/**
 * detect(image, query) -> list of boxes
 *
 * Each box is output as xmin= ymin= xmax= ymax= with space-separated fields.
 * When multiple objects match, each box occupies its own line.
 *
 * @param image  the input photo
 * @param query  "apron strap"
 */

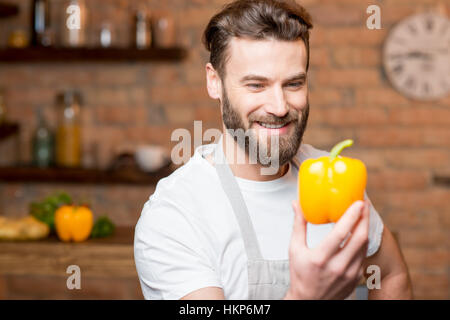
xmin=214 ymin=137 xmax=263 ymax=261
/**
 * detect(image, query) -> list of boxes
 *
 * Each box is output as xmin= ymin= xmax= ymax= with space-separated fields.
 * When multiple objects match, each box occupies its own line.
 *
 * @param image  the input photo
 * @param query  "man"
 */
xmin=134 ymin=0 xmax=413 ymax=300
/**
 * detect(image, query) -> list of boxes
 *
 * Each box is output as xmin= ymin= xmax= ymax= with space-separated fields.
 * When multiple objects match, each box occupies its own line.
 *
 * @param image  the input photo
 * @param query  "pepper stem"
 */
xmin=329 ymin=139 xmax=353 ymax=161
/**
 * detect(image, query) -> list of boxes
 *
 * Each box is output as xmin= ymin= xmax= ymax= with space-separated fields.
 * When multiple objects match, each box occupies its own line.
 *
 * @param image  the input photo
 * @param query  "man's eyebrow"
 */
xmin=239 ymin=74 xmax=269 ymax=83
xmin=284 ymin=72 xmax=306 ymax=82
xmin=239 ymin=72 xmax=306 ymax=83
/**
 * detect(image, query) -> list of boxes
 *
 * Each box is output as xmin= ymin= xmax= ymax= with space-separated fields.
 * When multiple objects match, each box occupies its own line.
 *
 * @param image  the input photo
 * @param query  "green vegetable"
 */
xmin=90 ymin=216 xmax=115 ymax=238
xmin=29 ymin=192 xmax=72 ymax=232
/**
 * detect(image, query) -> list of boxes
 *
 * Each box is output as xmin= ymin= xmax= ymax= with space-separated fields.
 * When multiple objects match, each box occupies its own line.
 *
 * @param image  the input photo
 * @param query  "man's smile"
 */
xmin=253 ymin=121 xmax=293 ymax=135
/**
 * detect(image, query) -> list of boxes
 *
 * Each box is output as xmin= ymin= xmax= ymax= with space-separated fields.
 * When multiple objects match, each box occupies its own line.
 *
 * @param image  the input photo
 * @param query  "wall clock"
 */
xmin=383 ymin=12 xmax=450 ymax=101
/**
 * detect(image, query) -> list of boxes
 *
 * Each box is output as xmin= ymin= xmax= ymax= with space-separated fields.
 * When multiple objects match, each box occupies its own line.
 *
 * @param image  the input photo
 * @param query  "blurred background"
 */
xmin=0 ymin=0 xmax=448 ymax=299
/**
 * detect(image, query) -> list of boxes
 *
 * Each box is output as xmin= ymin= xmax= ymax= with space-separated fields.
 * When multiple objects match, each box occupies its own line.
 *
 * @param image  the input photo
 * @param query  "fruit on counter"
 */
xmin=0 ymin=215 xmax=50 ymax=241
xmin=91 ymin=215 xmax=115 ymax=238
xmin=299 ymin=139 xmax=367 ymax=224
xmin=54 ymin=205 xmax=93 ymax=242
xmin=30 ymin=192 xmax=72 ymax=232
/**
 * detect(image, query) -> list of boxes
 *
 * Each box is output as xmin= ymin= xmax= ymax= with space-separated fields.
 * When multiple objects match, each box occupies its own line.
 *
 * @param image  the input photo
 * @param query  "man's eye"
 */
xmin=247 ymin=83 xmax=264 ymax=89
xmin=286 ymin=82 xmax=304 ymax=88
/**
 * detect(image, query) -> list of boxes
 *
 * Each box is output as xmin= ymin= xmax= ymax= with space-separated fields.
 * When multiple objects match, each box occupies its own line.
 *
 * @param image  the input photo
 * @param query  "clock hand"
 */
xmin=409 ymin=51 xmax=432 ymax=59
xmin=390 ymin=51 xmax=433 ymax=60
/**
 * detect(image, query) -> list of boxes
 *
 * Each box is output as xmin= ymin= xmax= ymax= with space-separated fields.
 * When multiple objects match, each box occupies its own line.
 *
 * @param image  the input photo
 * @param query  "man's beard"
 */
xmin=221 ymin=86 xmax=309 ymax=167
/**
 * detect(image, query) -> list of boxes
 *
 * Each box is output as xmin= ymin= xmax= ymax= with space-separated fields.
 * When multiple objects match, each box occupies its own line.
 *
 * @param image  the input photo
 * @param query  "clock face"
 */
xmin=383 ymin=13 xmax=450 ymax=101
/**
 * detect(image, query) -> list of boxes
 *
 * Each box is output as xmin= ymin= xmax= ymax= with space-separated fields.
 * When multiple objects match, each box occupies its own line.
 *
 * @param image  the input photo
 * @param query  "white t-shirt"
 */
xmin=134 ymin=138 xmax=384 ymax=300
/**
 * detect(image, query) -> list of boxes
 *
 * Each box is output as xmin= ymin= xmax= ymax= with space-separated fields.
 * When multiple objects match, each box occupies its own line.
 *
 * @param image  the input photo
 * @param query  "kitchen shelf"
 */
xmin=0 ymin=47 xmax=188 ymax=63
xmin=0 ymin=2 xmax=19 ymax=18
xmin=0 ymin=163 xmax=174 ymax=185
xmin=433 ymin=175 xmax=450 ymax=187
xmin=0 ymin=226 xmax=137 ymax=278
xmin=0 ymin=122 xmax=19 ymax=140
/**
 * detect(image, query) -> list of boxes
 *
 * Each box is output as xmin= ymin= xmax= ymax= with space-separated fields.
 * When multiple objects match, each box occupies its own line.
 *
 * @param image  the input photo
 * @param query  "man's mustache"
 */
xmin=248 ymin=111 xmax=300 ymax=126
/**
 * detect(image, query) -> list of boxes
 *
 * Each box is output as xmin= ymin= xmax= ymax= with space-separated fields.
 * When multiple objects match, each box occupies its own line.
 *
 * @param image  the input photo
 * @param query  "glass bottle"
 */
xmin=99 ymin=22 xmax=112 ymax=48
xmin=31 ymin=0 xmax=51 ymax=46
xmin=32 ymin=108 xmax=54 ymax=168
xmin=55 ymin=90 xmax=82 ymax=167
xmin=134 ymin=9 xmax=151 ymax=49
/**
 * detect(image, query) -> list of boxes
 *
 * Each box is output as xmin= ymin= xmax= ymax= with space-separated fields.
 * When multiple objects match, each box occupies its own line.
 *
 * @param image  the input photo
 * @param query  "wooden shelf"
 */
xmin=0 ymin=226 xmax=137 ymax=278
xmin=0 ymin=122 xmax=19 ymax=140
xmin=0 ymin=47 xmax=188 ymax=63
xmin=0 ymin=163 xmax=174 ymax=185
xmin=0 ymin=2 xmax=19 ymax=18
xmin=433 ymin=175 xmax=450 ymax=187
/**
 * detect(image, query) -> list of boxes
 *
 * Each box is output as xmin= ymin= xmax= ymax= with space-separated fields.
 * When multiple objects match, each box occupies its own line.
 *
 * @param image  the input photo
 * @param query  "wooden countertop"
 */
xmin=0 ymin=226 xmax=137 ymax=279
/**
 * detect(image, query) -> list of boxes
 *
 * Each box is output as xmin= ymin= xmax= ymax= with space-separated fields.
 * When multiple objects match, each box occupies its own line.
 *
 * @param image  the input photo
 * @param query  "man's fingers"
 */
xmin=291 ymin=200 xmax=307 ymax=249
xmin=335 ymin=200 xmax=370 ymax=268
xmin=318 ymin=200 xmax=365 ymax=258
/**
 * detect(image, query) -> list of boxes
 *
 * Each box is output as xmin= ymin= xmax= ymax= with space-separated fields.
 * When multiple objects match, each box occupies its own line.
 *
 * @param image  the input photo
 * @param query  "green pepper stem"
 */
xmin=329 ymin=139 xmax=353 ymax=161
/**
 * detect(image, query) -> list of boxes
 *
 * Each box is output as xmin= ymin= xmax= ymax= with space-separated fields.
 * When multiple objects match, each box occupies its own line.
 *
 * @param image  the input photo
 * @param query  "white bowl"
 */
xmin=135 ymin=145 xmax=169 ymax=172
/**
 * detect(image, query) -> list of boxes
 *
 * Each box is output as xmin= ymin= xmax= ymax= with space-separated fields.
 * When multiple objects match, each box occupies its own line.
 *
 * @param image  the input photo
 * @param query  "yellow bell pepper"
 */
xmin=54 ymin=205 xmax=94 ymax=242
xmin=299 ymin=139 xmax=367 ymax=224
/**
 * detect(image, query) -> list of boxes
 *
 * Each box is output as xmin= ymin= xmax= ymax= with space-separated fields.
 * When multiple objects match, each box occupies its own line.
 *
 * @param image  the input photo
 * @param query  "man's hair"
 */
xmin=202 ymin=0 xmax=313 ymax=80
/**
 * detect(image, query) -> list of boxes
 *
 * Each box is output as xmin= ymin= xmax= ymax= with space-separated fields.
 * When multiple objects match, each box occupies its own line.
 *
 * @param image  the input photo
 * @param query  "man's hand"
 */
xmin=285 ymin=200 xmax=370 ymax=300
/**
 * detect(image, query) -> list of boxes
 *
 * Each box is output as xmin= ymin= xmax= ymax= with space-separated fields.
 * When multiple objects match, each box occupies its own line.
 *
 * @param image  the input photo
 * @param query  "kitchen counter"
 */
xmin=0 ymin=226 xmax=137 ymax=279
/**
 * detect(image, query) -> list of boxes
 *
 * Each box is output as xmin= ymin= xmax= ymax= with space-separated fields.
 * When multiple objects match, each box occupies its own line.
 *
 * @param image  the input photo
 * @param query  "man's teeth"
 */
xmin=259 ymin=122 xmax=285 ymax=129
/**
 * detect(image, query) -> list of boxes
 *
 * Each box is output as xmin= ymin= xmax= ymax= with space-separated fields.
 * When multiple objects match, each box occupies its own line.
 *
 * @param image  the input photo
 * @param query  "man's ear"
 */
xmin=205 ymin=63 xmax=222 ymax=100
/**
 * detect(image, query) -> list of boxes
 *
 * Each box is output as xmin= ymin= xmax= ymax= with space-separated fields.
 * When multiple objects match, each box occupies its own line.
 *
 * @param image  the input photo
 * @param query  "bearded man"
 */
xmin=134 ymin=0 xmax=412 ymax=300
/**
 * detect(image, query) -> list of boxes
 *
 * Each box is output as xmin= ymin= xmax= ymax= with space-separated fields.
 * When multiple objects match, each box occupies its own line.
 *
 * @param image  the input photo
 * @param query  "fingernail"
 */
xmin=360 ymin=201 xmax=366 ymax=212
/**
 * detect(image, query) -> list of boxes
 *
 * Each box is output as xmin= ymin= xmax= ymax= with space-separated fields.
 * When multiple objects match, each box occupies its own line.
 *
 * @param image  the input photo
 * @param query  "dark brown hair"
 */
xmin=202 ymin=0 xmax=313 ymax=79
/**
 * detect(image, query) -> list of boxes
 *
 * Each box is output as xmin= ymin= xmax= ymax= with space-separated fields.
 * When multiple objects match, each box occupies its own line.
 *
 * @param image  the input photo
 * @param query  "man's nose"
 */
xmin=265 ymin=85 xmax=289 ymax=118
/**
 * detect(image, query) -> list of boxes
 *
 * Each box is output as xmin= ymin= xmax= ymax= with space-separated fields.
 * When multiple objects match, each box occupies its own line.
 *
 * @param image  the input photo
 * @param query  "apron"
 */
xmin=210 ymin=137 xmax=357 ymax=300
xmin=212 ymin=137 xmax=296 ymax=300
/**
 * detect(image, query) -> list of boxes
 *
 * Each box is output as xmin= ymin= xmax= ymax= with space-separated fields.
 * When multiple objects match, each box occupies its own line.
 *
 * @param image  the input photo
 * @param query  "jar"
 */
xmin=8 ymin=29 xmax=29 ymax=48
xmin=152 ymin=13 xmax=176 ymax=48
xmin=55 ymin=90 xmax=82 ymax=167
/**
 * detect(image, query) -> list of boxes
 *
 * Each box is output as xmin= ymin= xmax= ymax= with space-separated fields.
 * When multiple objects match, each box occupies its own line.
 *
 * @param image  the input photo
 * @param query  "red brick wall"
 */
xmin=0 ymin=0 xmax=449 ymax=299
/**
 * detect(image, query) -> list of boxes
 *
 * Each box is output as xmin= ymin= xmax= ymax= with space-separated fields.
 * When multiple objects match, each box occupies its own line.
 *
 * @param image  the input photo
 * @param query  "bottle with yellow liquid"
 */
xmin=55 ymin=90 xmax=82 ymax=167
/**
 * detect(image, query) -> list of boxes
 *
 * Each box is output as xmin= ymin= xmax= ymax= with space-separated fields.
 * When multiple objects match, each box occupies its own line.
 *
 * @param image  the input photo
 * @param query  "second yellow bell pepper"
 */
xmin=299 ymin=139 xmax=367 ymax=224
xmin=54 ymin=205 xmax=93 ymax=242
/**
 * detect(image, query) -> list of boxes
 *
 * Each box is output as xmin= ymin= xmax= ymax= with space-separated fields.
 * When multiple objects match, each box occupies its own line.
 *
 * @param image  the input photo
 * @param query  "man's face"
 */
xmin=220 ymin=37 xmax=310 ymax=167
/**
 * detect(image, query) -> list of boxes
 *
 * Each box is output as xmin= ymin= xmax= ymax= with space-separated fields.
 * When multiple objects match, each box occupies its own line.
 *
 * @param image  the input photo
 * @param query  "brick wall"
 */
xmin=0 ymin=0 xmax=449 ymax=299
